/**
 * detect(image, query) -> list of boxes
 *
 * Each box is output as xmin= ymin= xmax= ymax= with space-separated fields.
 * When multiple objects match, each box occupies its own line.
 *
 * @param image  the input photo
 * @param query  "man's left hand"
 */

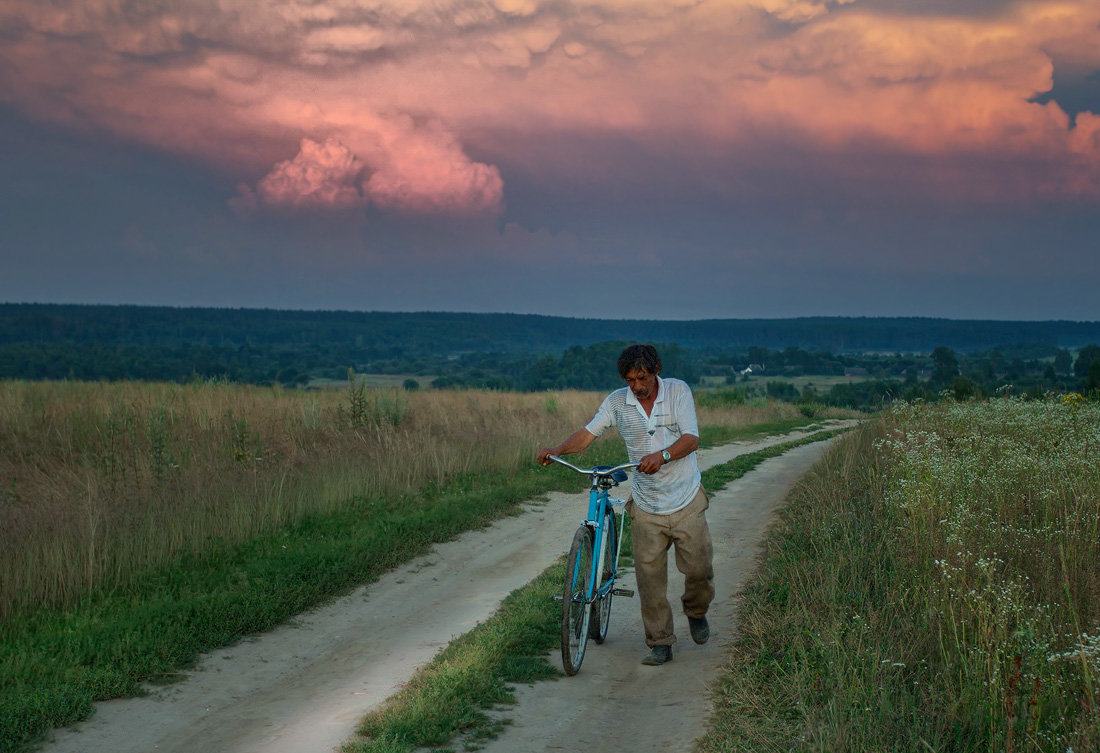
xmin=637 ymin=452 xmax=665 ymax=474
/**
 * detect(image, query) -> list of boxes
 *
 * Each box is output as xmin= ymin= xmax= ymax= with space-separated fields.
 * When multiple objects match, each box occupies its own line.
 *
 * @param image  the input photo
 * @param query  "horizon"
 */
xmin=4 ymin=300 xmax=1099 ymax=326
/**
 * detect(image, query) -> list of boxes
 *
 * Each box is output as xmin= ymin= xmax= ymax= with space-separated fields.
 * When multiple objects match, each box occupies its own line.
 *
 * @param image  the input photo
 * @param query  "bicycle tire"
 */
xmin=589 ymin=508 xmax=616 ymax=643
xmin=561 ymin=525 xmax=594 ymax=676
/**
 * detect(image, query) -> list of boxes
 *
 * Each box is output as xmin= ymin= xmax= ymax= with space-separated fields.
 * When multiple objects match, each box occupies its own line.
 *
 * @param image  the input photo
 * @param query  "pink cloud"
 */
xmin=235 ymin=137 xmax=365 ymax=212
xmin=1 ymin=0 xmax=1099 ymax=211
xmin=232 ymin=128 xmax=503 ymax=215
xmin=363 ymin=121 xmax=503 ymax=214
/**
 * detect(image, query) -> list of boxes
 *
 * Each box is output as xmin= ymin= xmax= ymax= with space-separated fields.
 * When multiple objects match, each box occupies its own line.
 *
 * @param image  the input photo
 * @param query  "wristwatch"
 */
xmin=661 ymin=449 xmax=671 ymax=462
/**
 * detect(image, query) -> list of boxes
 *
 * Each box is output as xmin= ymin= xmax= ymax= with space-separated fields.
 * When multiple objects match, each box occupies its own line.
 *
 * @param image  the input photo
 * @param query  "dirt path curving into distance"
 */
xmin=41 ymin=422 xmax=855 ymax=753
xmin=474 ymin=438 xmax=837 ymax=753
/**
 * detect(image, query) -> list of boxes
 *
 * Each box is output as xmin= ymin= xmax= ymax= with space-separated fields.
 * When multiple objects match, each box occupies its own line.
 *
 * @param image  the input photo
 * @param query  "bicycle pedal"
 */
xmin=612 ymin=588 xmax=635 ymax=597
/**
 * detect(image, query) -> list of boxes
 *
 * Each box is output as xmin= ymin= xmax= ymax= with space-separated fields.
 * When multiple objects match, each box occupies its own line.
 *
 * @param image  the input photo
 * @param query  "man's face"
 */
xmin=623 ymin=367 xmax=659 ymax=402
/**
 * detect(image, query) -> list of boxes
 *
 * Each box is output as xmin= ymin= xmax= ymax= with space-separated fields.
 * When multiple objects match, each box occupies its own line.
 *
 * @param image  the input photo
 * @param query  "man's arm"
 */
xmin=537 ymin=428 xmax=597 ymax=466
xmin=636 ymin=433 xmax=699 ymax=474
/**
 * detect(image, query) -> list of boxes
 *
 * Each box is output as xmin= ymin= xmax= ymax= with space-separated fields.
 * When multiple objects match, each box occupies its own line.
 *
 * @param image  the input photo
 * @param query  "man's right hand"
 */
xmin=537 ymin=429 xmax=595 ymax=466
xmin=636 ymin=451 xmax=665 ymax=474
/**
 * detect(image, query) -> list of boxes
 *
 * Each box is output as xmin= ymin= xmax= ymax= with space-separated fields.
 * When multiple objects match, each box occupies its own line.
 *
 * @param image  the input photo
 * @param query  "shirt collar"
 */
xmin=625 ymin=375 xmax=665 ymax=407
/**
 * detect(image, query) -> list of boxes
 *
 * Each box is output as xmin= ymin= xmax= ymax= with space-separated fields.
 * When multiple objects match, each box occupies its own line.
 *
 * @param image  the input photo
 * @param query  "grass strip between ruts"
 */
xmin=0 ymin=417 xmax=830 ymax=753
xmin=343 ymin=426 xmax=851 ymax=753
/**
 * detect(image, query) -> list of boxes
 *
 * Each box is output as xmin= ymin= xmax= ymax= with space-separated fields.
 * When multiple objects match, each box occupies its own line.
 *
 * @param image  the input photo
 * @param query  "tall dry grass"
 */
xmin=0 ymin=379 xmax=805 ymax=620
xmin=0 ymin=380 xmax=601 ymax=618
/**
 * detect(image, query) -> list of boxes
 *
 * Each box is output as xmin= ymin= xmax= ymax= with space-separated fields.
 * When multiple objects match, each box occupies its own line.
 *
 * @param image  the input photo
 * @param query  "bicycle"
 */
xmin=545 ymin=455 xmax=639 ymax=675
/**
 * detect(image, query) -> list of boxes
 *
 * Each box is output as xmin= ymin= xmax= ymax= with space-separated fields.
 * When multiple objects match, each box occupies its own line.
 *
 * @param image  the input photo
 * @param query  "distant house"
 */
xmin=844 ymin=367 xmax=869 ymax=377
xmin=896 ymin=368 xmax=932 ymax=380
xmin=740 ymin=363 xmax=765 ymax=376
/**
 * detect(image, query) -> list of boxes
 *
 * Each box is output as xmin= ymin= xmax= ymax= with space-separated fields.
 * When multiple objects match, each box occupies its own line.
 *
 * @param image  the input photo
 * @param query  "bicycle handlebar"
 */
xmin=546 ymin=455 xmax=638 ymax=477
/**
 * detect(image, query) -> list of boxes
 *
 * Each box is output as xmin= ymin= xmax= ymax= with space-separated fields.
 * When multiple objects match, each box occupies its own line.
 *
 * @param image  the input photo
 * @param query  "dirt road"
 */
xmin=475 ymin=440 xmax=834 ymax=753
xmin=41 ymin=424 xmax=850 ymax=753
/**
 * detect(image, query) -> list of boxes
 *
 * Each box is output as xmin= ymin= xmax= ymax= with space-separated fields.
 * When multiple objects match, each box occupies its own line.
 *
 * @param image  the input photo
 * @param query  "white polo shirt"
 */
xmin=584 ymin=376 xmax=702 ymax=515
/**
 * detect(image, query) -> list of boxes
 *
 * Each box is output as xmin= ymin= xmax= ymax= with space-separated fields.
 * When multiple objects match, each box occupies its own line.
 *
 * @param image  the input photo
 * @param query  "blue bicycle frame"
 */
xmin=585 ymin=475 xmax=624 ymax=601
xmin=548 ymin=455 xmax=638 ymax=675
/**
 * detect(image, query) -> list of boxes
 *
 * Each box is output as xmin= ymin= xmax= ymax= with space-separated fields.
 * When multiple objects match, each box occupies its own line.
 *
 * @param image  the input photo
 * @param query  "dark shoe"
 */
xmin=688 ymin=616 xmax=710 ymax=645
xmin=641 ymin=645 xmax=673 ymax=665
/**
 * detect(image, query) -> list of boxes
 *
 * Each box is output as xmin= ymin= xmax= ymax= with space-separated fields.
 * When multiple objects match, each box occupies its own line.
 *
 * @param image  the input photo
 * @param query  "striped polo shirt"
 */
xmin=585 ymin=376 xmax=702 ymax=515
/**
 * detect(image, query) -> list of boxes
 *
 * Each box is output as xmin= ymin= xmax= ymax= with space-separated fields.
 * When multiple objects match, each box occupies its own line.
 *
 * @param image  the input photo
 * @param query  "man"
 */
xmin=537 ymin=344 xmax=714 ymax=666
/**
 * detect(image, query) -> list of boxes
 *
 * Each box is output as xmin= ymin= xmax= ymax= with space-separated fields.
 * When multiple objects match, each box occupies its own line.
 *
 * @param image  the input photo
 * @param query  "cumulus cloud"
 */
xmin=231 ymin=137 xmax=365 ymax=213
xmin=363 ymin=121 xmax=504 ymax=213
xmin=232 ymin=128 xmax=503 ymax=215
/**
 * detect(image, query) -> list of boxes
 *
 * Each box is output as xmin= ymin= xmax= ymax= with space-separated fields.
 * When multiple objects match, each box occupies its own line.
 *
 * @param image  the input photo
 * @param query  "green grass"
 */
xmin=343 ymin=565 xmax=565 ymax=753
xmin=699 ymin=397 xmax=1100 ymax=752
xmin=699 ymin=427 xmax=846 ymax=490
xmin=345 ymin=426 xmax=850 ymax=752
xmin=742 ymin=374 xmax=868 ymax=390
xmin=308 ymin=373 xmax=440 ymax=389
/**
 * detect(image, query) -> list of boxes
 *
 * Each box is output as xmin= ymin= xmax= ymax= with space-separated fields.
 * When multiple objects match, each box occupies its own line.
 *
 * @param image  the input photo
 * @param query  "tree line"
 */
xmin=4 ymin=304 xmax=1100 ymax=408
xmin=6 ymin=303 xmax=1100 ymax=354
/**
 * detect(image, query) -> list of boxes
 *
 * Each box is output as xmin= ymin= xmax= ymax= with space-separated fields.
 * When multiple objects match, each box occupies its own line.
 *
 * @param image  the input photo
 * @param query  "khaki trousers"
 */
xmin=627 ymin=486 xmax=714 ymax=647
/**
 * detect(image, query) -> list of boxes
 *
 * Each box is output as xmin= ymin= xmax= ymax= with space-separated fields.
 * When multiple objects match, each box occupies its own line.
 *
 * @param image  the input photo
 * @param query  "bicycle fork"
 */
xmin=595 ymin=496 xmax=634 ymax=600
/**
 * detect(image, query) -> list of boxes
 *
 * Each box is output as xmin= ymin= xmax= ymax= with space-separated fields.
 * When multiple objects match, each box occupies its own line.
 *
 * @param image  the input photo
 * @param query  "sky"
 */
xmin=1 ymin=0 xmax=1098 ymax=320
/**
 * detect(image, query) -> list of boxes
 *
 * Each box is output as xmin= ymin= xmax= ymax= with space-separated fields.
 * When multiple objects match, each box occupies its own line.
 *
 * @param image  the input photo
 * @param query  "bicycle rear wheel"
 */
xmin=561 ymin=525 xmax=594 ymax=676
xmin=589 ymin=508 xmax=616 ymax=643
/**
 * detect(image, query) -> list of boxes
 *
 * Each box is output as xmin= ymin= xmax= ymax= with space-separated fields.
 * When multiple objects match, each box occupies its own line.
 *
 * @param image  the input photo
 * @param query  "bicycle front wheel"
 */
xmin=561 ymin=525 xmax=594 ymax=676
xmin=589 ymin=508 xmax=616 ymax=644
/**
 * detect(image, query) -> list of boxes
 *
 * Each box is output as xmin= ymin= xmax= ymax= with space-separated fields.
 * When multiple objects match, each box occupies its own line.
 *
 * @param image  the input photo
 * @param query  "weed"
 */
xmin=146 ymin=406 xmax=178 ymax=481
xmin=797 ymin=402 xmax=822 ymax=418
xmin=344 ymin=369 xmax=371 ymax=427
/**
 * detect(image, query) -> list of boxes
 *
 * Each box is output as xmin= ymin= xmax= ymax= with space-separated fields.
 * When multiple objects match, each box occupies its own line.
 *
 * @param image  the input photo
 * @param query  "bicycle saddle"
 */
xmin=592 ymin=466 xmax=629 ymax=485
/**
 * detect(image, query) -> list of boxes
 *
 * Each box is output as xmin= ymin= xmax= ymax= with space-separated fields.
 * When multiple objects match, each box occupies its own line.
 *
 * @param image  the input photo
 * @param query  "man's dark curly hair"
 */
xmin=617 ymin=344 xmax=662 ymax=378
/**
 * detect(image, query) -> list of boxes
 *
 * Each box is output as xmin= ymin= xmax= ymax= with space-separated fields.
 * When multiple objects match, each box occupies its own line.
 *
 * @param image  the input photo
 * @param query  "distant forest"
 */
xmin=2 ymin=304 xmax=1099 ymax=405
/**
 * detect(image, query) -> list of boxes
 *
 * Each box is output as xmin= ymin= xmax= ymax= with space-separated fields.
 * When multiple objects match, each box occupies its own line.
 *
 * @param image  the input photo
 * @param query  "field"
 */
xmin=0 ymin=380 xmax=587 ymax=619
xmin=747 ymin=374 xmax=870 ymax=389
xmin=307 ymin=374 xmax=439 ymax=389
xmin=702 ymin=396 xmax=1100 ymax=751
xmin=0 ymin=378 xmax=835 ymax=619
xmin=9 ymin=377 xmax=1096 ymax=752
xmin=699 ymin=375 xmax=869 ymax=390
xmin=0 ymin=378 xmax=837 ymax=752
